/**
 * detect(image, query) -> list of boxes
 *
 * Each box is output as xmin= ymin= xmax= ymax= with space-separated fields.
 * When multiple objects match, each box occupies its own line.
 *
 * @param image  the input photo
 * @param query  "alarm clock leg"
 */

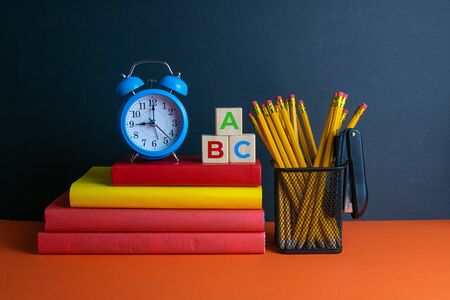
xmin=171 ymin=152 xmax=180 ymax=162
xmin=129 ymin=152 xmax=140 ymax=163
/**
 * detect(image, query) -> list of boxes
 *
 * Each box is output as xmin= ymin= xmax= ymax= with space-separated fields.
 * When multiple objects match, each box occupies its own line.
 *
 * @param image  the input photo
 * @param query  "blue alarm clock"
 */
xmin=116 ymin=60 xmax=188 ymax=161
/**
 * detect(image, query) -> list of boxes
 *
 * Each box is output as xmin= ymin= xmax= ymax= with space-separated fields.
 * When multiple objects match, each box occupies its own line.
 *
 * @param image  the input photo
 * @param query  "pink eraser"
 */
xmin=276 ymin=96 xmax=283 ymax=101
xmin=298 ymin=99 xmax=304 ymax=104
xmin=290 ymin=94 xmax=296 ymax=99
xmin=360 ymin=103 xmax=368 ymax=109
xmin=337 ymin=92 xmax=345 ymax=97
xmin=261 ymin=103 xmax=266 ymax=108
xmin=343 ymin=92 xmax=349 ymax=98
xmin=252 ymin=101 xmax=259 ymax=106
xmin=343 ymin=109 xmax=349 ymax=114
xmin=267 ymin=100 xmax=273 ymax=105
xmin=334 ymin=92 xmax=339 ymax=97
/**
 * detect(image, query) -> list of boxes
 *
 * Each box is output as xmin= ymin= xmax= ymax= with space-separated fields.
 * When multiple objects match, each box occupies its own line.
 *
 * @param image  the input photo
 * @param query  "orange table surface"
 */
xmin=0 ymin=219 xmax=449 ymax=300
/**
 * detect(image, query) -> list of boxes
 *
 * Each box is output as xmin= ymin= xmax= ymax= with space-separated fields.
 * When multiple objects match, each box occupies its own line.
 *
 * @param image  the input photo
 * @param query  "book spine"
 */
xmin=38 ymin=232 xmax=265 ymax=254
xmin=45 ymin=206 xmax=265 ymax=232
xmin=69 ymin=185 xmax=262 ymax=209
xmin=111 ymin=162 xmax=261 ymax=186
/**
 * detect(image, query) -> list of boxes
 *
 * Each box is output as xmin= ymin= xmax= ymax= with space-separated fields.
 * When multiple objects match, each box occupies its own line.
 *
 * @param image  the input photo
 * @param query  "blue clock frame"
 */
xmin=120 ymin=88 xmax=189 ymax=160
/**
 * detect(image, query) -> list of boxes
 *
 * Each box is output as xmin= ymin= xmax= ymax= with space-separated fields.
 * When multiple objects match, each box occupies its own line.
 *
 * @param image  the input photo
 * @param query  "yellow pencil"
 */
xmin=347 ymin=103 xmax=368 ymax=128
xmin=313 ymin=92 xmax=338 ymax=167
xmin=298 ymin=100 xmax=317 ymax=159
xmin=295 ymin=118 xmax=312 ymax=166
xmin=248 ymin=113 xmax=274 ymax=159
xmin=322 ymin=93 xmax=347 ymax=167
xmin=284 ymin=99 xmax=290 ymax=113
xmin=288 ymin=95 xmax=298 ymax=145
xmin=276 ymin=96 xmax=307 ymax=168
xmin=267 ymin=100 xmax=299 ymax=168
xmin=252 ymin=101 xmax=285 ymax=168
xmin=339 ymin=109 xmax=349 ymax=130
xmin=277 ymin=99 xmax=294 ymax=146
xmin=261 ymin=104 xmax=292 ymax=168
xmin=276 ymin=104 xmax=286 ymax=130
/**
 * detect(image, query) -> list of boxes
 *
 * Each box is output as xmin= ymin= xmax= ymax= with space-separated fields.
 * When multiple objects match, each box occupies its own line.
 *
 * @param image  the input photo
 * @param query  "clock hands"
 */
xmin=151 ymin=103 xmax=156 ymax=123
xmin=135 ymin=121 xmax=151 ymax=126
xmin=135 ymin=103 xmax=171 ymax=141
xmin=149 ymin=118 xmax=159 ymax=140
xmin=134 ymin=119 xmax=159 ymax=140
xmin=149 ymin=103 xmax=164 ymax=141
xmin=155 ymin=124 xmax=172 ymax=141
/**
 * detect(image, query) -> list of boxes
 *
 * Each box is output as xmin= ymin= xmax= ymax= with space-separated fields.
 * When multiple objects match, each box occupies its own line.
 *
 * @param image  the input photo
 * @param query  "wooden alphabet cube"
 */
xmin=229 ymin=134 xmax=256 ymax=163
xmin=215 ymin=107 xmax=242 ymax=136
xmin=202 ymin=135 xmax=229 ymax=163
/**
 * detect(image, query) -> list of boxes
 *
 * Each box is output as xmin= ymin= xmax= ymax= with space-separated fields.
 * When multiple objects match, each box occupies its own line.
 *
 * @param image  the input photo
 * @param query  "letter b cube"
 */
xmin=202 ymin=135 xmax=229 ymax=163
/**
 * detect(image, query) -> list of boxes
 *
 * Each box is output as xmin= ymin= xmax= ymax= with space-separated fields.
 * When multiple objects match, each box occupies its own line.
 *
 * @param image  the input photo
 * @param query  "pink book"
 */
xmin=45 ymin=193 xmax=265 ymax=232
xmin=38 ymin=232 xmax=266 ymax=254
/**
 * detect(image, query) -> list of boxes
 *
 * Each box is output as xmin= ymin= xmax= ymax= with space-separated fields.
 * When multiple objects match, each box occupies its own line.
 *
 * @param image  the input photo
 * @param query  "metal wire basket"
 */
xmin=274 ymin=166 xmax=346 ymax=254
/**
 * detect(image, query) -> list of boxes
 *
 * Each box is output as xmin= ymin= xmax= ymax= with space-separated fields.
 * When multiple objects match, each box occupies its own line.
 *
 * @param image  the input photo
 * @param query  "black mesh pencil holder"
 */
xmin=274 ymin=166 xmax=346 ymax=254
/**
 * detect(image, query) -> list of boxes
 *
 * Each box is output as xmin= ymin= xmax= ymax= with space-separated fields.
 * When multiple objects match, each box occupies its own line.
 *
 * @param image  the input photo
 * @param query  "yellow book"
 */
xmin=70 ymin=167 xmax=262 ymax=209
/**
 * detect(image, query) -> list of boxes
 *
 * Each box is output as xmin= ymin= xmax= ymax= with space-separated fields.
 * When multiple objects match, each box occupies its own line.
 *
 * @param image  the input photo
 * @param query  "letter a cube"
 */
xmin=202 ymin=135 xmax=229 ymax=163
xmin=215 ymin=107 xmax=242 ymax=136
xmin=229 ymin=134 xmax=256 ymax=163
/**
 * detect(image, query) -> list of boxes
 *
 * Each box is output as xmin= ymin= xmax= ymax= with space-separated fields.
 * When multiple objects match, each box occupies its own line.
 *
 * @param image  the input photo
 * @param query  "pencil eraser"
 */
xmin=289 ymin=94 xmax=296 ymax=99
xmin=336 ymin=92 xmax=345 ymax=97
xmin=267 ymin=100 xmax=273 ymax=105
xmin=360 ymin=103 xmax=368 ymax=109
xmin=334 ymin=92 xmax=339 ymax=97
xmin=343 ymin=109 xmax=349 ymax=114
xmin=252 ymin=101 xmax=259 ymax=106
xmin=343 ymin=92 xmax=349 ymax=98
xmin=298 ymin=99 xmax=304 ymax=105
xmin=248 ymin=113 xmax=253 ymax=117
xmin=276 ymin=96 xmax=283 ymax=101
xmin=261 ymin=103 xmax=266 ymax=108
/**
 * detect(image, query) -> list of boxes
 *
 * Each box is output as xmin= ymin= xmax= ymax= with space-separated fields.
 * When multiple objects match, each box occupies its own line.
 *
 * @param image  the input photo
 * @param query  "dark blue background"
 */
xmin=2 ymin=0 xmax=449 ymax=220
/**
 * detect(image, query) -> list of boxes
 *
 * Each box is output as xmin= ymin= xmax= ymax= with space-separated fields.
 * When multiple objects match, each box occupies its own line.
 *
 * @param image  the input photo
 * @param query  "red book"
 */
xmin=111 ymin=156 xmax=261 ymax=186
xmin=45 ymin=193 xmax=265 ymax=232
xmin=38 ymin=232 xmax=265 ymax=254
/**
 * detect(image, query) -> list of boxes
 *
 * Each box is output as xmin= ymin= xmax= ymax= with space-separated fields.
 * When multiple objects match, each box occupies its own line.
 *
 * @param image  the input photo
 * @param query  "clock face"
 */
xmin=123 ymin=94 xmax=183 ymax=152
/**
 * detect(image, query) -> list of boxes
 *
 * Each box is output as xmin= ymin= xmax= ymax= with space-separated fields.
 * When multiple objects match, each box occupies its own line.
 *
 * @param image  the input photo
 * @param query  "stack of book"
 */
xmin=38 ymin=156 xmax=265 ymax=254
